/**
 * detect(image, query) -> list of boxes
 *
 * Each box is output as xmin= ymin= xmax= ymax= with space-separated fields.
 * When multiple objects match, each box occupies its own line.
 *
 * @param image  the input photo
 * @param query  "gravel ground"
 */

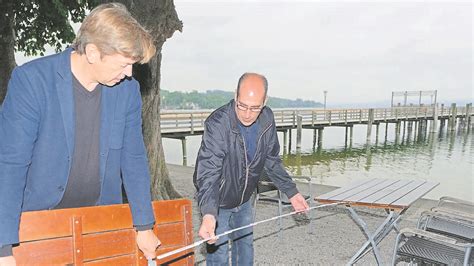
xmin=167 ymin=164 xmax=437 ymax=265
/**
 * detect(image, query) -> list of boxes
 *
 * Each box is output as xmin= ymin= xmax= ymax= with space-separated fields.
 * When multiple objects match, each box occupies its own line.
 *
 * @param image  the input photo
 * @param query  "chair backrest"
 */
xmin=421 ymin=210 xmax=474 ymax=242
xmin=13 ymin=199 xmax=194 ymax=266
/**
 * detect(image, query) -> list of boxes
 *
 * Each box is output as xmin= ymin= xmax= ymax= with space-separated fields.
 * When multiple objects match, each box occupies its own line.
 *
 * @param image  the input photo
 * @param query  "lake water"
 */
xmin=162 ymin=122 xmax=473 ymax=202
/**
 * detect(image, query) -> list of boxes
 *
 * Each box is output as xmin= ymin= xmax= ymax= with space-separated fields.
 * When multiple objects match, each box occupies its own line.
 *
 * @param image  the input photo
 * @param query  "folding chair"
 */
xmin=392 ymin=199 xmax=474 ymax=265
xmin=435 ymin=196 xmax=474 ymax=218
xmin=253 ymin=170 xmax=313 ymax=233
xmin=392 ymin=228 xmax=473 ymax=265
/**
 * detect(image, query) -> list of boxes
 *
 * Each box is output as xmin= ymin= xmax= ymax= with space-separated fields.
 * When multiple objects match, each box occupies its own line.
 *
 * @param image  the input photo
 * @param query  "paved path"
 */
xmin=167 ymin=164 xmax=437 ymax=265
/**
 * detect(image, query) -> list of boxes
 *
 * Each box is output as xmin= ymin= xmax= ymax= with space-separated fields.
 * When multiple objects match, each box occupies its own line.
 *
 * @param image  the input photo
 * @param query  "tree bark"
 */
xmin=0 ymin=0 xmax=17 ymax=104
xmin=100 ymin=0 xmax=183 ymax=200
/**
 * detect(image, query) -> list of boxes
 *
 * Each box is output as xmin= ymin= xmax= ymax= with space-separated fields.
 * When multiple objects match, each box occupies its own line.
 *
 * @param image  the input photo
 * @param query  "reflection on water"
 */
xmin=282 ymin=125 xmax=473 ymax=202
xmin=162 ymin=122 xmax=473 ymax=202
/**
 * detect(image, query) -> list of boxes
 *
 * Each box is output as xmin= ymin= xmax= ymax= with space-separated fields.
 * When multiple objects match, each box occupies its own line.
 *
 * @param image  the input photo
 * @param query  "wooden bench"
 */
xmin=13 ymin=199 xmax=194 ymax=265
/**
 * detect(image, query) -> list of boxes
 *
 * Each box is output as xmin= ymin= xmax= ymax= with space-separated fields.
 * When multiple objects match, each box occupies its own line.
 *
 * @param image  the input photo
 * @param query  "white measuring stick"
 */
xmin=156 ymin=202 xmax=344 ymax=260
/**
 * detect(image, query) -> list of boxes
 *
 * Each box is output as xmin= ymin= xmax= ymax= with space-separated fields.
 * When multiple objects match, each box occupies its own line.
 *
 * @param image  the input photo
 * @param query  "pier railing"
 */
xmin=160 ymin=105 xmax=472 ymax=134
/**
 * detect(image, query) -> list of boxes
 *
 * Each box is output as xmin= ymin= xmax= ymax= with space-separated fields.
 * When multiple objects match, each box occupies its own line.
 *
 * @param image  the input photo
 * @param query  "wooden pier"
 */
xmin=159 ymin=104 xmax=473 ymax=165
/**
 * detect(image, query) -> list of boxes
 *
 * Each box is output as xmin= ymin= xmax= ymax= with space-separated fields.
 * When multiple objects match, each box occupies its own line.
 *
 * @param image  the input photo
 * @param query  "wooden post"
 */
xmin=465 ymin=103 xmax=472 ymax=129
xmin=283 ymin=130 xmax=288 ymax=153
xmin=312 ymin=128 xmax=317 ymax=150
xmin=288 ymin=129 xmax=292 ymax=153
xmin=292 ymin=111 xmax=296 ymax=127
xmin=402 ymin=120 xmax=407 ymax=140
xmin=345 ymin=126 xmax=349 ymax=147
xmin=395 ymin=122 xmax=400 ymax=144
xmin=384 ymin=122 xmax=389 ymax=142
xmin=181 ymin=137 xmax=187 ymax=166
xmin=296 ymin=115 xmax=302 ymax=151
xmin=431 ymin=104 xmax=438 ymax=133
xmin=375 ymin=123 xmax=380 ymax=144
xmin=317 ymin=128 xmax=324 ymax=148
xmin=407 ymin=121 xmax=413 ymax=141
xmin=366 ymin=109 xmax=374 ymax=142
xmin=190 ymin=113 xmax=194 ymax=134
xmin=349 ymin=126 xmax=354 ymax=146
xmin=449 ymin=103 xmax=457 ymax=131
xmin=414 ymin=120 xmax=418 ymax=141
xmin=418 ymin=120 xmax=423 ymax=139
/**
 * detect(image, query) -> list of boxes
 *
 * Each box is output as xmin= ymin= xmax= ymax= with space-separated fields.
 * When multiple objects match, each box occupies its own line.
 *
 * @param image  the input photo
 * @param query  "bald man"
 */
xmin=193 ymin=72 xmax=309 ymax=265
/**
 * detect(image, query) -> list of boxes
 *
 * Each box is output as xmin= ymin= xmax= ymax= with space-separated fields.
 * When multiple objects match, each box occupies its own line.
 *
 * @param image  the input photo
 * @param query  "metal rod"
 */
xmin=156 ymin=202 xmax=344 ymax=260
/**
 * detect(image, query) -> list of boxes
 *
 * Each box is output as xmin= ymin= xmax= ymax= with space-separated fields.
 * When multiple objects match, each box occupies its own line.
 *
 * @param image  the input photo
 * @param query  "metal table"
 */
xmin=315 ymin=178 xmax=439 ymax=265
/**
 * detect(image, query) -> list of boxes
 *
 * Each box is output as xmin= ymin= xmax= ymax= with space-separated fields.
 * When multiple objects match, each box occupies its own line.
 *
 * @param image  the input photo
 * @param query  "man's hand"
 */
xmin=0 ymin=256 xmax=16 ymax=266
xmin=198 ymin=214 xmax=217 ymax=244
xmin=289 ymin=193 xmax=310 ymax=213
xmin=136 ymin=229 xmax=161 ymax=260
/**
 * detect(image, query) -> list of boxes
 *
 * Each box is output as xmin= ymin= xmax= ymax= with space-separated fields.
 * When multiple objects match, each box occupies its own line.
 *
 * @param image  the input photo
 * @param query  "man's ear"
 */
xmin=263 ymin=96 xmax=268 ymax=106
xmin=85 ymin=44 xmax=100 ymax=64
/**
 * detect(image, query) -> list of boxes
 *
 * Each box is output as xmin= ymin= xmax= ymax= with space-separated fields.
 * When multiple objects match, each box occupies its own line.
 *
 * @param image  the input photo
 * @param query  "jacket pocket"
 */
xmin=109 ymin=119 xmax=126 ymax=149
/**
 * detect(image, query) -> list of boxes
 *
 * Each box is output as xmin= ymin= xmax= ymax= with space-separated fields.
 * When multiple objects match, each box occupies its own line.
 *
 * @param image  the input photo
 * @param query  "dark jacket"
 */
xmin=193 ymin=100 xmax=298 ymax=217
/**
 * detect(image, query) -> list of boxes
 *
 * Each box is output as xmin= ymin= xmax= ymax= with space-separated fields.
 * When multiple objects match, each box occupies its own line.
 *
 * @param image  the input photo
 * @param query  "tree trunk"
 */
xmin=0 ymin=0 xmax=17 ymax=104
xmin=99 ymin=0 xmax=183 ymax=200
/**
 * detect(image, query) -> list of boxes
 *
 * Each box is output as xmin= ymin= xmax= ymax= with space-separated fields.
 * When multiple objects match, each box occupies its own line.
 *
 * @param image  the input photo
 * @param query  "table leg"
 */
xmin=464 ymin=246 xmax=472 ymax=266
xmin=346 ymin=207 xmax=401 ymax=265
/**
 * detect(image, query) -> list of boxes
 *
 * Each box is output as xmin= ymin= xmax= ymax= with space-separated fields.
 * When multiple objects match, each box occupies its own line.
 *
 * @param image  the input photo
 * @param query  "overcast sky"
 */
xmin=160 ymin=0 xmax=472 ymax=106
xmin=15 ymin=1 xmax=472 ymax=106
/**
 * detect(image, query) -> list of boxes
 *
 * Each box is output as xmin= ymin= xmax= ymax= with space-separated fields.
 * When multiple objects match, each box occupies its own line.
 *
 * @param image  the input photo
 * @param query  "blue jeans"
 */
xmin=206 ymin=199 xmax=254 ymax=266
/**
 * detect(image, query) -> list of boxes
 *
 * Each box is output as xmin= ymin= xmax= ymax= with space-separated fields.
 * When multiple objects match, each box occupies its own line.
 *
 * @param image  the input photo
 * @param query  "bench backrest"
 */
xmin=13 ymin=199 xmax=194 ymax=265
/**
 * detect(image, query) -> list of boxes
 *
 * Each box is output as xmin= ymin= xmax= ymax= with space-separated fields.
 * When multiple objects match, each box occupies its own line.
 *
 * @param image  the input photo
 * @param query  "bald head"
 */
xmin=234 ymin=72 xmax=268 ymax=126
xmin=236 ymin=73 xmax=268 ymax=99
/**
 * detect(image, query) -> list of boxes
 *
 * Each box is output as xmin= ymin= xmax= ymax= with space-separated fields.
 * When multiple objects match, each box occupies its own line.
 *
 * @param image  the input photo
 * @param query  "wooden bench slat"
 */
xmin=84 ymin=254 xmax=135 ymax=265
xmin=83 ymin=230 xmax=135 ymax=261
xmin=13 ymin=237 xmax=73 ymax=265
xmin=14 ymin=199 xmax=194 ymax=265
xmin=156 ymin=223 xmax=187 ymax=247
xmin=19 ymin=200 xmax=188 ymax=242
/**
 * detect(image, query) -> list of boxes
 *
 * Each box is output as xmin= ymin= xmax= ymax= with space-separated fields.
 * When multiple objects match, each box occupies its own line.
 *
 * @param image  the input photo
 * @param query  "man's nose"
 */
xmin=244 ymin=109 xmax=253 ymax=118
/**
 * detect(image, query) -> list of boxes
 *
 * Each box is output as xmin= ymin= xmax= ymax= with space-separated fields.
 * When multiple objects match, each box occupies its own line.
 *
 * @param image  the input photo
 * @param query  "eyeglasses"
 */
xmin=236 ymin=100 xmax=264 ymax=113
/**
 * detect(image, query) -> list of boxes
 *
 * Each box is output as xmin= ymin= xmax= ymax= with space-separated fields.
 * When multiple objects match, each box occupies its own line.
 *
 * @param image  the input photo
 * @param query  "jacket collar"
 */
xmin=55 ymin=48 xmax=75 ymax=156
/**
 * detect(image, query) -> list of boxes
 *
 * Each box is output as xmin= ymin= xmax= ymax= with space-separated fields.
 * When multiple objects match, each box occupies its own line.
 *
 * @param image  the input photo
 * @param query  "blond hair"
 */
xmin=72 ymin=3 xmax=155 ymax=64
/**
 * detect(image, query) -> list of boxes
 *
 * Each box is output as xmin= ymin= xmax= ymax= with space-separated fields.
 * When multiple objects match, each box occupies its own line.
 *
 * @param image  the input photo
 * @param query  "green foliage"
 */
xmin=161 ymin=89 xmax=322 ymax=109
xmin=14 ymin=0 xmax=98 ymax=56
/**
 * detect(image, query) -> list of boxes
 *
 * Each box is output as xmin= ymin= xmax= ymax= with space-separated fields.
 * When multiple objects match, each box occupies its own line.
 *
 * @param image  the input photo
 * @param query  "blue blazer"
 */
xmin=0 ymin=49 xmax=155 ymax=246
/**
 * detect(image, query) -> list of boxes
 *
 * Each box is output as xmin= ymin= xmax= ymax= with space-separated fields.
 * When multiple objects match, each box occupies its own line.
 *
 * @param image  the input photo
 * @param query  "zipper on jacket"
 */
xmin=239 ymin=133 xmax=249 ymax=205
xmin=239 ymin=122 xmax=273 ymax=205
xmin=219 ymin=177 xmax=226 ymax=191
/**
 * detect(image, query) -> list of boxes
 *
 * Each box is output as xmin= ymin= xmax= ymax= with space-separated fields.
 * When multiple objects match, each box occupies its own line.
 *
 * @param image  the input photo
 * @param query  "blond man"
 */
xmin=0 ymin=3 xmax=160 ymax=265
